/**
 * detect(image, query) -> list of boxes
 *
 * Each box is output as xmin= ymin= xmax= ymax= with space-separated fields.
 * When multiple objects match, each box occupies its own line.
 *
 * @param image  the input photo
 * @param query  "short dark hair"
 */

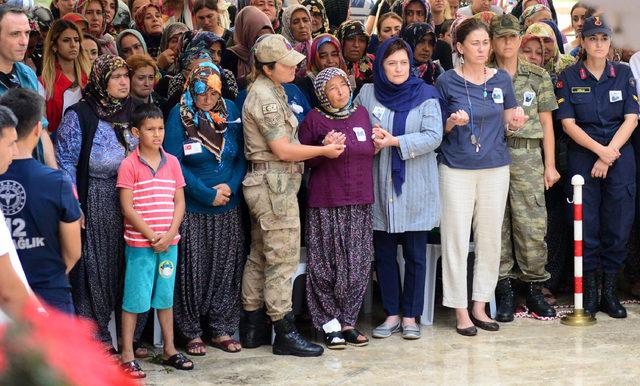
xmin=0 ymin=89 xmax=43 ymax=140
xmin=193 ymin=0 xmax=219 ymax=14
xmin=0 ymin=105 xmax=18 ymax=138
xmin=382 ymin=39 xmax=409 ymax=61
xmin=132 ymin=103 xmax=164 ymax=128
xmin=83 ymin=33 xmax=102 ymax=53
xmin=440 ymin=19 xmax=454 ymax=36
xmin=0 ymin=6 xmax=26 ymax=34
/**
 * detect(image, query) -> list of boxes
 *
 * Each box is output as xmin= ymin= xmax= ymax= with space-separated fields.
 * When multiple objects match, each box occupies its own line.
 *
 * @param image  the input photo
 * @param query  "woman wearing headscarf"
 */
xmin=295 ymin=33 xmax=348 ymax=109
xmin=521 ymin=22 xmax=574 ymax=82
xmin=116 ymin=29 xmax=148 ymax=59
xmin=400 ymin=0 xmax=432 ymax=26
xmin=79 ymin=0 xmax=118 ymax=55
xmin=354 ymin=37 xmax=443 ymax=340
xmin=301 ymin=0 xmax=329 ymax=38
xmin=519 ymin=4 xmax=552 ymax=29
xmin=281 ymin=4 xmax=313 ymax=77
xmin=336 ymin=20 xmax=375 ymax=96
xmin=222 ymin=6 xmax=274 ymax=89
xmin=157 ymin=22 xmax=189 ymax=74
xmin=56 ymin=54 xmax=140 ymax=352
xmin=299 ymin=67 xmax=375 ymax=349
xmin=401 ymin=22 xmax=443 ymax=86
xmin=188 ymin=31 xmax=239 ymax=100
xmin=164 ymin=61 xmax=247 ymax=355
xmin=134 ymin=3 xmax=164 ymax=58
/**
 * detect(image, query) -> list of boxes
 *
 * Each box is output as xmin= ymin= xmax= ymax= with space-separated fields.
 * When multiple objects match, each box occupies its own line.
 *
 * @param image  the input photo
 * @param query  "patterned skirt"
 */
xmin=305 ymin=204 xmax=373 ymax=329
xmin=174 ymin=207 xmax=246 ymax=339
xmin=70 ymin=177 xmax=124 ymax=343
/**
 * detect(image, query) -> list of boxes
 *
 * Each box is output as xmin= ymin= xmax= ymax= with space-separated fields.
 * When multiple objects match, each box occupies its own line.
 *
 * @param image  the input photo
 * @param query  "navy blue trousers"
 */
xmin=567 ymin=143 xmax=636 ymax=273
xmin=374 ymin=231 xmax=428 ymax=317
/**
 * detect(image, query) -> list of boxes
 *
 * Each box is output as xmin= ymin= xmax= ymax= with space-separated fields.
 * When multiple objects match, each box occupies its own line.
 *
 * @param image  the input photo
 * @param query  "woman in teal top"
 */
xmin=164 ymin=62 xmax=247 ymax=355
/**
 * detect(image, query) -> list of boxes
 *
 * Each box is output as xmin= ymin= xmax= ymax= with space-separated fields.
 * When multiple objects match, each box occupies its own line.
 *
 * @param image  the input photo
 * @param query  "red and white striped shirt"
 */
xmin=116 ymin=148 xmax=186 ymax=248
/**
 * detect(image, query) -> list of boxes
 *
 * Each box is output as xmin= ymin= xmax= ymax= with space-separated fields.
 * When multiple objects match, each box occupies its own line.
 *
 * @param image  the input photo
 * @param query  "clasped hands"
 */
xmin=592 ymin=145 xmax=621 ymax=179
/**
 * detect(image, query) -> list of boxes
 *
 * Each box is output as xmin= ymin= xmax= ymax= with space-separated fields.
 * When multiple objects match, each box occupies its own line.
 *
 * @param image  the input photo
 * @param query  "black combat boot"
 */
xmin=525 ymin=282 xmax=556 ymax=318
xmin=583 ymin=270 xmax=599 ymax=316
xmin=272 ymin=313 xmax=324 ymax=357
xmin=495 ymin=278 xmax=515 ymax=322
xmin=600 ymin=272 xmax=627 ymax=318
xmin=240 ymin=309 xmax=271 ymax=348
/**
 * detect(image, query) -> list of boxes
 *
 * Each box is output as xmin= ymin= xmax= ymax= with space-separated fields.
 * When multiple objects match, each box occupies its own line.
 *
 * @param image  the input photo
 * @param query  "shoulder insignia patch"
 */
xmin=262 ymin=103 xmax=278 ymax=114
xmin=556 ymin=80 xmax=564 ymax=89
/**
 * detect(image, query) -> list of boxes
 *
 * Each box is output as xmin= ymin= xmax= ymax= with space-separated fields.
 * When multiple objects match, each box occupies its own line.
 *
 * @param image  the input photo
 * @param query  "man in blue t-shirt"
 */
xmin=0 ymin=88 xmax=81 ymax=314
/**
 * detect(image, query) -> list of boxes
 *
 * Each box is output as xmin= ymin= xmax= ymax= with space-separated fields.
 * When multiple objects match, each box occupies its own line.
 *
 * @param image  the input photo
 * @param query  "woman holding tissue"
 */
xmin=354 ymin=37 xmax=443 ymax=340
xmin=299 ymin=67 xmax=376 ymax=349
xmin=435 ymin=18 xmax=529 ymax=336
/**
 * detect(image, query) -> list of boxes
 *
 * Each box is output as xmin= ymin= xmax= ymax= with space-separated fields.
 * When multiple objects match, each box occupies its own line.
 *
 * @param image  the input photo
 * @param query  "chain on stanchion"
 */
xmin=561 ymin=175 xmax=597 ymax=326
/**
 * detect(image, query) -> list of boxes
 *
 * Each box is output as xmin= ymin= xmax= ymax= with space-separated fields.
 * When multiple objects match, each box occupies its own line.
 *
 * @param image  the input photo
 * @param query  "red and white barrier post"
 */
xmin=561 ymin=175 xmax=596 ymax=326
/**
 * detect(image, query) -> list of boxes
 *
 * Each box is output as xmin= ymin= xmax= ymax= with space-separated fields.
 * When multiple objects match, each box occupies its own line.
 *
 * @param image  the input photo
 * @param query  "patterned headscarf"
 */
xmin=450 ymin=16 xmax=468 ymax=48
xmin=82 ymin=54 xmax=131 ymax=122
xmin=180 ymin=62 xmax=228 ymax=161
xmin=473 ymin=11 xmax=497 ymax=25
xmin=522 ymin=22 xmax=574 ymax=75
xmin=306 ymin=33 xmax=347 ymax=77
xmin=519 ymin=4 xmax=552 ymax=27
xmin=401 ymin=0 xmax=432 ymax=25
xmin=301 ymin=0 xmax=329 ymax=38
xmin=134 ymin=3 xmax=163 ymax=34
xmin=313 ymin=67 xmax=356 ymax=119
xmin=336 ymin=20 xmax=374 ymax=82
xmin=401 ymin=22 xmax=440 ymax=85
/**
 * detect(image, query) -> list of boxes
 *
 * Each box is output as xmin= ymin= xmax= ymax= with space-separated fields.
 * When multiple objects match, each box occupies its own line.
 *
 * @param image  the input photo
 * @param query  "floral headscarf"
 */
xmin=180 ymin=62 xmax=228 ymax=161
xmin=401 ymin=0 xmax=432 ymax=25
xmin=313 ymin=67 xmax=356 ymax=119
xmin=301 ymin=0 xmax=329 ymax=38
xmin=519 ymin=4 xmax=552 ymax=27
xmin=306 ymin=33 xmax=347 ymax=77
xmin=82 ymin=54 xmax=131 ymax=122
xmin=336 ymin=20 xmax=374 ymax=81
xmin=522 ymin=22 xmax=574 ymax=75
xmin=134 ymin=3 xmax=163 ymax=34
xmin=450 ymin=16 xmax=468 ymax=48
xmin=473 ymin=11 xmax=497 ymax=25
xmin=401 ymin=22 xmax=440 ymax=85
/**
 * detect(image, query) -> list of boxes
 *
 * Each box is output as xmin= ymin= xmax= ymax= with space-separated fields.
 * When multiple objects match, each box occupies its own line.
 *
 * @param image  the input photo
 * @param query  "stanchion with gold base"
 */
xmin=561 ymin=175 xmax=596 ymax=326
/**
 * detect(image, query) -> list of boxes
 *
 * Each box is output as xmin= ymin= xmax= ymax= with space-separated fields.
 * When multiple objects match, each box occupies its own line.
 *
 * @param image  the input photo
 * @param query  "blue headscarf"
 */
xmin=373 ymin=37 xmax=442 ymax=195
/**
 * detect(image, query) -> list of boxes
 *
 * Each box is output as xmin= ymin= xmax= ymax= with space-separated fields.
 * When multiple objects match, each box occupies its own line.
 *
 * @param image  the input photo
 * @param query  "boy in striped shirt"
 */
xmin=117 ymin=104 xmax=191 ymax=378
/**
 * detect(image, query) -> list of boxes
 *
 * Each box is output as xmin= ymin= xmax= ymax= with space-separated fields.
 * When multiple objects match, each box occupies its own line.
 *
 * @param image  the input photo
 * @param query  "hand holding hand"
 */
xmin=448 ymin=110 xmax=469 ymax=126
xmin=509 ymin=107 xmax=529 ymax=130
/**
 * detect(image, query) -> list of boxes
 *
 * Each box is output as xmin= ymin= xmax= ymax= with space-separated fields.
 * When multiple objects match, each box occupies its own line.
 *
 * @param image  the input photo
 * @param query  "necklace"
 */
xmin=462 ymin=64 xmax=487 ymax=153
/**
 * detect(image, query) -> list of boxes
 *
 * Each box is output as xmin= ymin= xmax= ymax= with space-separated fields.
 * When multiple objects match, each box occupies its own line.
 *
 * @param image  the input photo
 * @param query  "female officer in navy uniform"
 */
xmin=555 ymin=16 xmax=639 ymax=318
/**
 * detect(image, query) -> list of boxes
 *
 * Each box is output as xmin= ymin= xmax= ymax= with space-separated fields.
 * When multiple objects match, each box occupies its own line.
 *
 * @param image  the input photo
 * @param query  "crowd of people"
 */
xmin=0 ymin=0 xmax=639 ymax=380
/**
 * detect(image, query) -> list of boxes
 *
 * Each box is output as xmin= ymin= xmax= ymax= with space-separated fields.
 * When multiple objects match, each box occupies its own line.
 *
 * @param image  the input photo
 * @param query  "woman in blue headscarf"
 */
xmin=354 ymin=36 xmax=443 ymax=340
xmin=164 ymin=61 xmax=247 ymax=355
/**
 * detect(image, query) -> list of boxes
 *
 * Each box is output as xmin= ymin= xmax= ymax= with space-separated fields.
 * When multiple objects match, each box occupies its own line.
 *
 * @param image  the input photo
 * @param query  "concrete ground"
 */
xmin=142 ymin=302 xmax=640 ymax=385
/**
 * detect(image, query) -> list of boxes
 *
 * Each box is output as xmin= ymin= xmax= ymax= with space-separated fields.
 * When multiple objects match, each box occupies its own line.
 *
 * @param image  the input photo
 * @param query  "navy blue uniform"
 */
xmin=555 ymin=60 xmax=639 ymax=273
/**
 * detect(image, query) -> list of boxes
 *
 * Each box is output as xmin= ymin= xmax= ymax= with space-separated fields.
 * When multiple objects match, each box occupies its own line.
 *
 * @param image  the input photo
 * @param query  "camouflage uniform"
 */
xmin=241 ymin=73 xmax=304 ymax=322
xmin=496 ymin=59 xmax=559 ymax=282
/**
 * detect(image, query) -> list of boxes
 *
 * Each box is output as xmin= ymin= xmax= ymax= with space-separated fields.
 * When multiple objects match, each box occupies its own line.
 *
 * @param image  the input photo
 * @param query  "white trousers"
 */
xmin=439 ymin=164 xmax=510 ymax=309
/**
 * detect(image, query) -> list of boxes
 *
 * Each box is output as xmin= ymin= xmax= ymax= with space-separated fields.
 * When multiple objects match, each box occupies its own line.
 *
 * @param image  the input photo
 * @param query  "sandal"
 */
xmin=133 ymin=341 xmax=150 ymax=358
xmin=161 ymin=353 xmax=194 ymax=371
xmin=342 ymin=328 xmax=369 ymax=347
xmin=324 ymin=331 xmax=347 ymax=350
xmin=211 ymin=338 xmax=242 ymax=353
xmin=120 ymin=360 xmax=146 ymax=379
xmin=185 ymin=340 xmax=206 ymax=356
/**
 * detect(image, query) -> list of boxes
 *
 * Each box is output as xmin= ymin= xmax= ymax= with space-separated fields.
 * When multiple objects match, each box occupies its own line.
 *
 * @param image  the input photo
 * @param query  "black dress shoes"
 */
xmin=470 ymin=313 xmax=500 ymax=331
